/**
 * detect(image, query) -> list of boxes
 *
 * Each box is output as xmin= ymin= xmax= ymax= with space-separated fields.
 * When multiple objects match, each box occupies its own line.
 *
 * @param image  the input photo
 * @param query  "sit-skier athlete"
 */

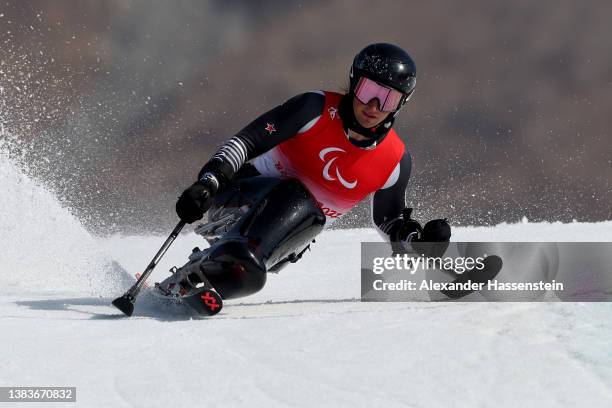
xmin=173 ymin=43 xmax=451 ymax=304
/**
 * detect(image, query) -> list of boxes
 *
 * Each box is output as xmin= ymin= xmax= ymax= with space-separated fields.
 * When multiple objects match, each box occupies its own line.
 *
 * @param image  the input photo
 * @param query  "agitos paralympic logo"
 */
xmin=319 ymin=147 xmax=358 ymax=189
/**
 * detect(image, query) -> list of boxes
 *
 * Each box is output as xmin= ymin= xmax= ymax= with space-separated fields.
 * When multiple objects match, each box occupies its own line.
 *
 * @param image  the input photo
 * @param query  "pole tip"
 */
xmin=112 ymin=295 xmax=135 ymax=317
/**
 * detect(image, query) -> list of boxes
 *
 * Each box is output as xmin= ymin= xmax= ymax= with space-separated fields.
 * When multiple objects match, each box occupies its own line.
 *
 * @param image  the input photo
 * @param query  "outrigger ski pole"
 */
xmin=112 ymin=220 xmax=186 ymax=316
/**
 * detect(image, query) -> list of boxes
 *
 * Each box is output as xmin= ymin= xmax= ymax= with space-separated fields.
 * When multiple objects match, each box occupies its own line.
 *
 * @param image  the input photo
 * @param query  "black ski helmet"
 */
xmin=339 ymin=43 xmax=417 ymax=148
xmin=350 ymin=43 xmax=417 ymax=106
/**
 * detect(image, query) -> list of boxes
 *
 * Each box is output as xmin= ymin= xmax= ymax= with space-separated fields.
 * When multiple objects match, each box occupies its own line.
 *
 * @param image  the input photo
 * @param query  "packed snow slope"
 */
xmin=1 ymin=150 xmax=612 ymax=407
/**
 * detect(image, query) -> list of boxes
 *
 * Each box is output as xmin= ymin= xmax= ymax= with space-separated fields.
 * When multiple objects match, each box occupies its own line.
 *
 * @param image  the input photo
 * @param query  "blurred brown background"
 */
xmin=1 ymin=0 xmax=610 ymax=234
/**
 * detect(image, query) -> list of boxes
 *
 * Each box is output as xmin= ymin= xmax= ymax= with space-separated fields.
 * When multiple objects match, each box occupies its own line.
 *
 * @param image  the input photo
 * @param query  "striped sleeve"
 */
xmin=198 ymin=92 xmax=324 ymax=183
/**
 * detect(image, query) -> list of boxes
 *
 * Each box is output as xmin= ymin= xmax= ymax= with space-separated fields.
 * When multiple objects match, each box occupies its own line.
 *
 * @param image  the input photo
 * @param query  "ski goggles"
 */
xmin=354 ymin=77 xmax=404 ymax=112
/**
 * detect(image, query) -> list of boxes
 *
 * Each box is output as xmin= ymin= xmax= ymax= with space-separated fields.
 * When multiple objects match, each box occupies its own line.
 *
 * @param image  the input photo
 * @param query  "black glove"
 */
xmin=393 ymin=208 xmax=423 ymax=243
xmin=414 ymin=218 xmax=451 ymax=257
xmin=421 ymin=218 xmax=451 ymax=242
xmin=393 ymin=208 xmax=452 ymax=242
xmin=175 ymin=173 xmax=219 ymax=224
xmin=391 ymin=208 xmax=451 ymax=256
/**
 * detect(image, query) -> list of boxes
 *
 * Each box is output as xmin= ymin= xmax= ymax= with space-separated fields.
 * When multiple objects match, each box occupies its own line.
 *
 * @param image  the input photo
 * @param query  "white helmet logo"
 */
xmin=319 ymin=147 xmax=358 ymax=189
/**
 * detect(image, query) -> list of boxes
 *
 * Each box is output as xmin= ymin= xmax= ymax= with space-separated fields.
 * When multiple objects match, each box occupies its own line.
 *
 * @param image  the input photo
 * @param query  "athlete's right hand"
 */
xmin=175 ymin=173 xmax=219 ymax=224
xmin=393 ymin=208 xmax=423 ymax=243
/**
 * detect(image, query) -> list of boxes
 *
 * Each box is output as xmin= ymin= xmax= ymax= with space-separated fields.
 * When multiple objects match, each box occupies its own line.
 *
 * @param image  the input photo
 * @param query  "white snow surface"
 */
xmin=1 ymin=150 xmax=612 ymax=407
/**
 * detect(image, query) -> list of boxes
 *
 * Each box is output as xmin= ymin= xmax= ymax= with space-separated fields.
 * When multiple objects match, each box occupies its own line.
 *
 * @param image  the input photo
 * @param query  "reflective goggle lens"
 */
xmin=354 ymin=77 xmax=404 ymax=112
